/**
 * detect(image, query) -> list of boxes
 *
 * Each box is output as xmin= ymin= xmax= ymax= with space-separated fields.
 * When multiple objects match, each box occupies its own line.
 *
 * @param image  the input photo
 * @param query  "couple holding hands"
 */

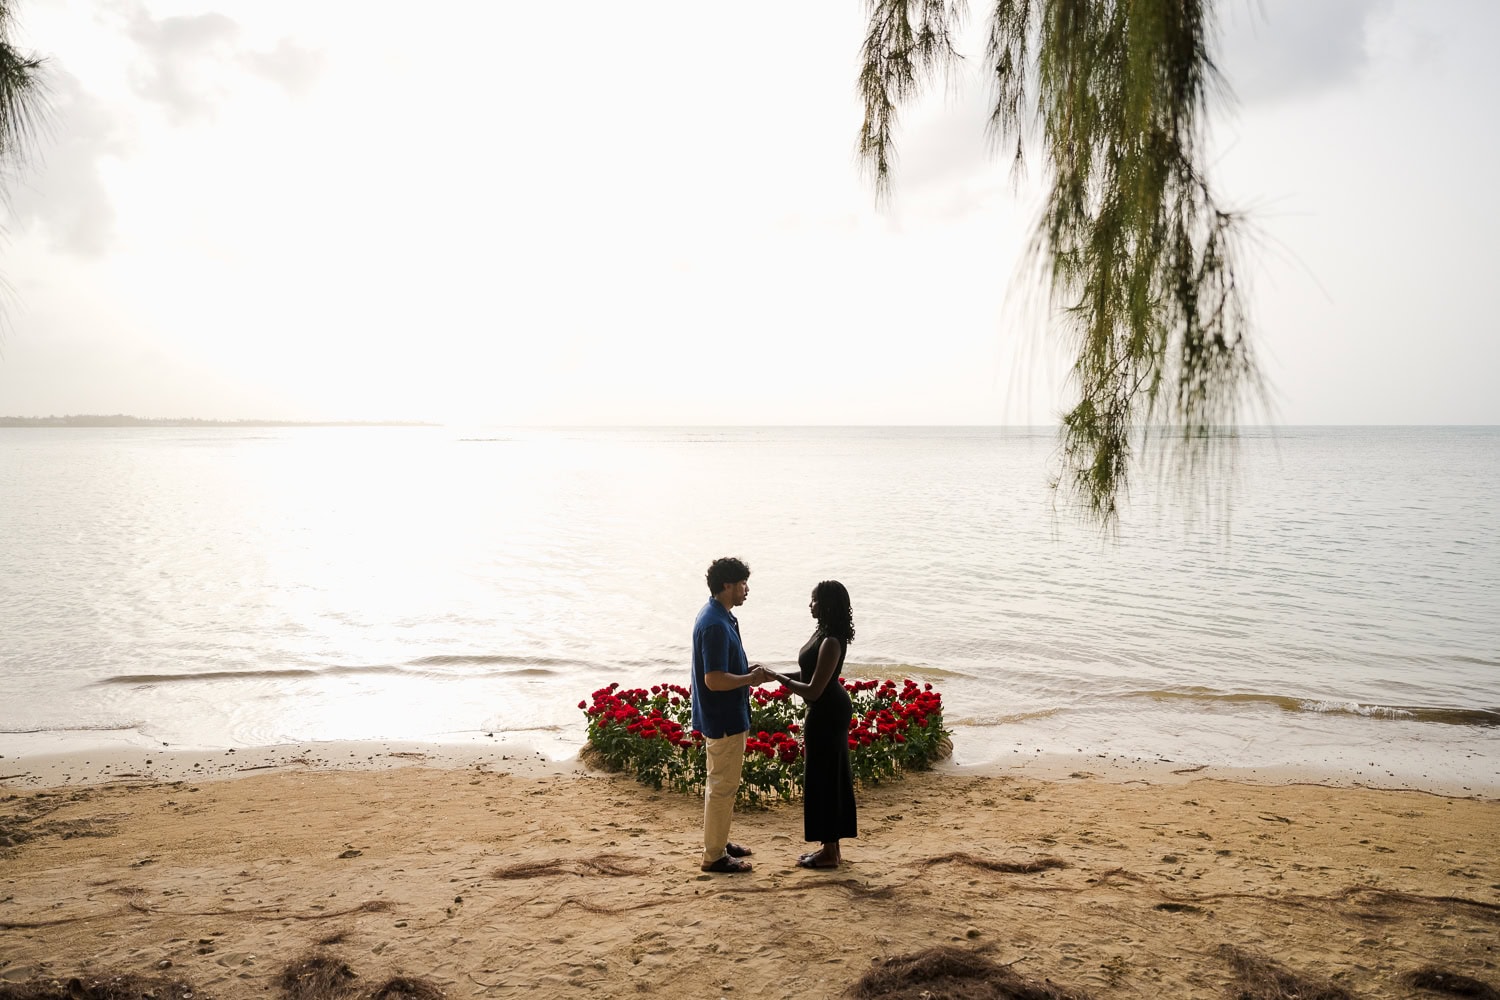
xmin=691 ymin=556 xmax=858 ymax=874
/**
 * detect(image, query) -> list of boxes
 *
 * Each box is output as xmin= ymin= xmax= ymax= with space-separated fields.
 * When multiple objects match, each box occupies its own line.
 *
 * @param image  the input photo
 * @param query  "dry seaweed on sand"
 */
xmin=1217 ymin=944 xmax=1354 ymax=1000
xmin=916 ymin=853 xmax=1069 ymax=875
xmin=847 ymin=946 xmax=1090 ymax=1000
xmin=275 ymin=956 xmax=444 ymax=1000
xmin=0 ymin=959 xmax=445 ymax=1000
xmin=1402 ymin=966 xmax=1500 ymax=1000
xmin=491 ymin=853 xmax=648 ymax=879
xmin=278 ymin=954 xmax=360 ymax=1000
xmin=366 ymin=978 xmax=444 ymax=1000
xmin=0 ymin=974 xmax=198 ymax=1000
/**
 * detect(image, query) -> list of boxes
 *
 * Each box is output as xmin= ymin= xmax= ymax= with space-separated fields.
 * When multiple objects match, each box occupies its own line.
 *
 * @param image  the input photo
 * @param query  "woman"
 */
xmin=770 ymin=580 xmax=858 ymax=869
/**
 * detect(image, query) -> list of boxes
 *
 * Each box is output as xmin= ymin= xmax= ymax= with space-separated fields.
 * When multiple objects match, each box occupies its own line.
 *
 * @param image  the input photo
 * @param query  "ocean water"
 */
xmin=2 ymin=425 xmax=1497 ymax=791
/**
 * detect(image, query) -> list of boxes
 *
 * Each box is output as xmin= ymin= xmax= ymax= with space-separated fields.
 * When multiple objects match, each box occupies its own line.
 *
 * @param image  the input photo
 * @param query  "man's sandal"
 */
xmin=725 ymin=842 xmax=753 ymax=858
xmin=701 ymin=854 xmax=753 ymax=874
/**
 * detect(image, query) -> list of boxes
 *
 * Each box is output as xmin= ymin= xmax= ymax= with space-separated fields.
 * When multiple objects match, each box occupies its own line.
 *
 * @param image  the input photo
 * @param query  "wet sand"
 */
xmin=2 ymin=743 xmax=1497 ymax=999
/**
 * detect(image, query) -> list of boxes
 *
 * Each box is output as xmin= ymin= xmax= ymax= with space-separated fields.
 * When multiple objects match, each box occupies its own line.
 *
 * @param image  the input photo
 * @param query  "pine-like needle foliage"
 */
xmin=860 ymin=0 xmax=1262 ymax=528
xmin=0 ymin=1 xmax=47 ymax=342
xmin=0 ymin=2 xmax=45 ymax=172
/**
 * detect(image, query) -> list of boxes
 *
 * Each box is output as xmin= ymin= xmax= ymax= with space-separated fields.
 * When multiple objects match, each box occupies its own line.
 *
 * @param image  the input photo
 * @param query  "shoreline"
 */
xmin=3 ymin=731 xmax=1495 ymax=800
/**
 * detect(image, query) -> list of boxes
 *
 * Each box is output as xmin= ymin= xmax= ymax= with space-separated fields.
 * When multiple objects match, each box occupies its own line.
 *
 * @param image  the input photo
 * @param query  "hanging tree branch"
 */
xmin=860 ymin=0 xmax=1264 ymax=529
xmin=0 ymin=2 xmax=46 ymax=175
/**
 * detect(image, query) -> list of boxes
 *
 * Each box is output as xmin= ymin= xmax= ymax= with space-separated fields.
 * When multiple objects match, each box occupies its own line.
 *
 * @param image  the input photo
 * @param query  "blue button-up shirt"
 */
xmin=690 ymin=598 xmax=751 ymax=738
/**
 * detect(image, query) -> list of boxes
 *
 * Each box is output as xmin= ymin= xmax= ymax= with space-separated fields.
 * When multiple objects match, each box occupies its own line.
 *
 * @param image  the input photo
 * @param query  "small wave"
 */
xmin=0 ymin=720 xmax=143 ymax=734
xmin=844 ymin=663 xmax=971 ymax=681
xmin=407 ymin=654 xmax=568 ymax=669
xmin=1125 ymin=688 xmax=1500 ymax=727
xmin=99 ymin=671 xmax=325 ymax=689
xmin=952 ymin=708 xmax=1064 ymax=727
xmin=98 ymin=667 xmax=363 ymax=685
xmin=462 ymin=667 xmax=555 ymax=678
xmin=1300 ymin=701 xmax=1500 ymax=726
xmin=94 ymin=659 xmax=563 ymax=687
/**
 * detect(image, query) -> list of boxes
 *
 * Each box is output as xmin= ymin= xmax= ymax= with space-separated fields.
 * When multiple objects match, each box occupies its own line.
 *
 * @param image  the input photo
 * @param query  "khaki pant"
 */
xmin=701 ymin=730 xmax=746 ymax=866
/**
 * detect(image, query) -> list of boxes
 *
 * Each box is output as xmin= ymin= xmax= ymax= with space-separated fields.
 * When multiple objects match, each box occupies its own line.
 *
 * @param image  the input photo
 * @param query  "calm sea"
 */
xmin=2 ymin=426 xmax=1496 ymax=792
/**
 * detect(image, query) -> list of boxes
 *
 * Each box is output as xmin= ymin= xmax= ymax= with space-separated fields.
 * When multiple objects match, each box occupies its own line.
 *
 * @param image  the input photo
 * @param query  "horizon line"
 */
xmin=2 ymin=415 xmax=1497 ymax=430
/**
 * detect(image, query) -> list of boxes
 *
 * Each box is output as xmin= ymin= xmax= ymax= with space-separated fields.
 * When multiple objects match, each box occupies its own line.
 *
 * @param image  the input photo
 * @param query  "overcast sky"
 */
xmin=1 ymin=0 xmax=1496 ymax=425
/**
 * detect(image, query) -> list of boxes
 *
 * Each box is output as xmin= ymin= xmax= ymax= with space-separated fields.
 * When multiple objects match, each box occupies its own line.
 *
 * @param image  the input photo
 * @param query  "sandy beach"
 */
xmin=2 ymin=744 xmax=1497 ymax=1000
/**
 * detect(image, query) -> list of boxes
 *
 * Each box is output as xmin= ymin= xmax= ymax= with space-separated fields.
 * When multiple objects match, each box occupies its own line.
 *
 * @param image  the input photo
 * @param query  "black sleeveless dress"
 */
xmin=798 ymin=632 xmax=858 ymax=843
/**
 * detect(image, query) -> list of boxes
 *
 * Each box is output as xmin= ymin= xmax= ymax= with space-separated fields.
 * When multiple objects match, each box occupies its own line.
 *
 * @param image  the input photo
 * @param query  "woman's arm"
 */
xmin=773 ymin=638 xmax=842 ymax=702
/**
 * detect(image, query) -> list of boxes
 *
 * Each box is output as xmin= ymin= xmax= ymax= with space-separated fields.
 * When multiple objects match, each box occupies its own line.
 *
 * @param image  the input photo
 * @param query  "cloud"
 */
xmin=119 ymin=5 xmax=239 ymax=122
xmin=1 ymin=1 xmax=326 ymax=257
xmin=887 ymin=85 xmax=998 ymax=198
xmin=1215 ymin=0 xmax=1396 ymax=104
xmin=107 ymin=0 xmax=323 ymax=121
xmin=242 ymin=37 xmax=323 ymax=97
xmin=1 ymin=68 xmax=129 ymax=255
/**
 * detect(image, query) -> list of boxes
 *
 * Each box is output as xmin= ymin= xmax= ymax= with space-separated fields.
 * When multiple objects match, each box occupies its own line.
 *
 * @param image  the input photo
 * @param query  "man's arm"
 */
xmin=703 ymin=664 xmax=769 ymax=691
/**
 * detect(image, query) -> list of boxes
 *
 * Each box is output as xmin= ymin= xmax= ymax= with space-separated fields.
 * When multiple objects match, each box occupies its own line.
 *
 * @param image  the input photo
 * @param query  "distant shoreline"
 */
xmin=0 ymin=415 xmax=438 ymax=428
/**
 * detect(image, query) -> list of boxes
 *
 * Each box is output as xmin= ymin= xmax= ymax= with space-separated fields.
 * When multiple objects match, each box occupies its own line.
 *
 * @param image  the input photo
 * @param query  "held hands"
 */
xmin=747 ymin=666 xmax=790 ymax=687
xmin=748 ymin=665 xmax=792 ymax=686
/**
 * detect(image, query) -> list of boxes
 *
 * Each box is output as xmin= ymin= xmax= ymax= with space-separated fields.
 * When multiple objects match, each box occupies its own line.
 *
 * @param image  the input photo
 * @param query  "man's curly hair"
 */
xmin=705 ymin=557 xmax=750 ymax=595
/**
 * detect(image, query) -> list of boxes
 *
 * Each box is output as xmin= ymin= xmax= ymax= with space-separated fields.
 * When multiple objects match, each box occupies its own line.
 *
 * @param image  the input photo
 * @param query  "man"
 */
xmin=691 ymin=556 xmax=769 ymax=874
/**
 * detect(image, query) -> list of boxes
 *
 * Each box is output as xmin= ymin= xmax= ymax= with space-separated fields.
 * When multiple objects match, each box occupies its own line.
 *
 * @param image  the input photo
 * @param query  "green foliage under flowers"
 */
xmin=579 ymin=677 xmax=952 ymax=809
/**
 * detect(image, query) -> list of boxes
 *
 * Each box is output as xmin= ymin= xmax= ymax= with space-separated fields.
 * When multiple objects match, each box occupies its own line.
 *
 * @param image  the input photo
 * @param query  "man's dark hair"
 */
xmin=706 ymin=557 xmax=751 ymax=595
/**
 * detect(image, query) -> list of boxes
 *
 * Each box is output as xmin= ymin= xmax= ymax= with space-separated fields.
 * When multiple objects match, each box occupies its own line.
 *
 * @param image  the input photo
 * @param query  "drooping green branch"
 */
xmin=860 ymin=0 xmax=1263 ymax=528
xmin=0 ymin=2 xmax=46 ymax=170
xmin=0 ymin=2 xmax=47 ymax=345
xmin=858 ymin=0 xmax=967 ymax=201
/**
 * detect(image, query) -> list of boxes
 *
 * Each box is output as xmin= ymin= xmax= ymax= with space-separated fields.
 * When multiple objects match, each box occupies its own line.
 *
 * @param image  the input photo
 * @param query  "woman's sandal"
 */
xmin=701 ymin=854 xmax=753 ymax=874
xmin=795 ymin=854 xmax=840 ymax=870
